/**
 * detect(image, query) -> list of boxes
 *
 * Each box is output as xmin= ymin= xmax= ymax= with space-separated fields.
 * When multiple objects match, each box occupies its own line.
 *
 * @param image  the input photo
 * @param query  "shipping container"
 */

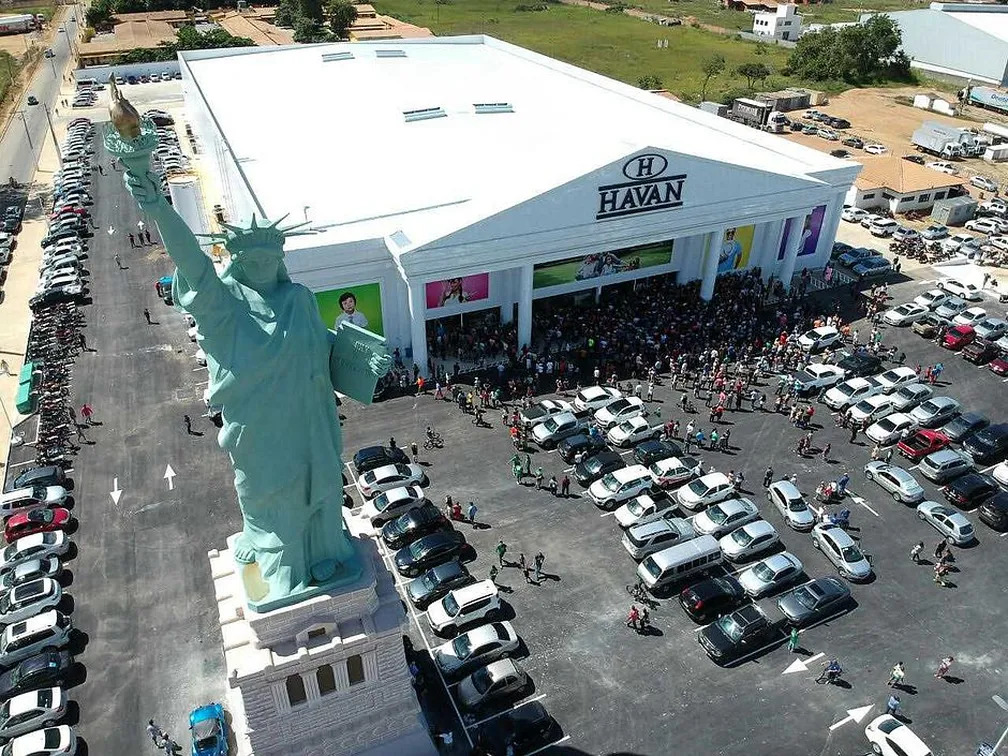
xmin=0 ymin=13 xmax=38 ymax=35
xmin=969 ymin=86 xmax=1008 ymax=116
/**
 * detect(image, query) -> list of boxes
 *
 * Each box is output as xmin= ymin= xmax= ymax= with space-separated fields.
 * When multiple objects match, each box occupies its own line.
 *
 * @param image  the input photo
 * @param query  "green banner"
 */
xmin=533 ymin=240 xmax=674 ymax=290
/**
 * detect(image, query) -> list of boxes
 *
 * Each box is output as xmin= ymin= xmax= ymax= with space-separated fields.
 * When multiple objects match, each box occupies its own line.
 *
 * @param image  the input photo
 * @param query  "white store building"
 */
xmin=178 ymin=36 xmax=859 ymax=375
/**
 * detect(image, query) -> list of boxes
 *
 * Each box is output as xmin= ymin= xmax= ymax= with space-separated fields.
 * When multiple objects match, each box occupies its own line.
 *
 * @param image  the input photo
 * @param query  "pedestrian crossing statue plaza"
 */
xmin=106 ymin=82 xmax=393 ymax=613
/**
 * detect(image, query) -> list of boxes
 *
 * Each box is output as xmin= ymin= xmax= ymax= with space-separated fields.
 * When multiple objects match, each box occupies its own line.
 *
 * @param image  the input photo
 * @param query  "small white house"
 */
xmin=844 ymin=155 xmax=966 ymax=214
xmin=753 ymin=4 xmax=803 ymax=42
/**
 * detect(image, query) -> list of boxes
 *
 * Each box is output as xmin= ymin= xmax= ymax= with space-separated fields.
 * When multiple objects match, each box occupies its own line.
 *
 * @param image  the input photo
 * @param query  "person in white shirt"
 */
xmin=335 ymin=291 xmax=369 ymax=329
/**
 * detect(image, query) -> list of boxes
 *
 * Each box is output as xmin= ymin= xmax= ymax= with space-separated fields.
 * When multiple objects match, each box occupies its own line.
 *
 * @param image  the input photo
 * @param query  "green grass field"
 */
xmin=374 ymin=0 xmax=812 ymax=101
xmin=629 ymin=0 xmax=922 ymax=30
xmin=3 ymin=3 xmax=57 ymax=21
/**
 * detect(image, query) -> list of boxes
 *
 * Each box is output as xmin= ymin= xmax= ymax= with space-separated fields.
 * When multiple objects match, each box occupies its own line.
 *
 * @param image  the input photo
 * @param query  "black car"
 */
xmin=979 ymin=491 xmax=1008 ymax=531
xmin=0 ymin=650 xmax=73 ymax=701
xmin=963 ymin=339 xmax=998 ymax=365
xmin=405 ymin=559 xmax=474 ymax=609
xmin=394 ymin=530 xmax=467 ymax=577
xmin=698 ymin=604 xmax=775 ymax=663
xmin=557 ymin=432 xmax=606 ymax=463
xmin=943 ymin=472 xmax=999 ymax=509
xmin=633 ymin=439 xmax=684 ymax=468
xmin=836 ymin=352 xmax=883 ymax=378
xmin=381 ymin=504 xmax=450 ymax=550
xmin=830 ymin=149 xmax=850 ymax=159
xmin=474 ymin=701 xmax=561 ymax=752
xmin=678 ymin=576 xmax=746 ymax=623
xmin=831 ymin=241 xmax=854 ymax=260
xmin=939 ymin=412 xmax=989 ymax=444
xmin=842 ymin=137 xmax=864 ymax=149
xmin=902 ymin=154 xmax=926 ymax=165
xmin=574 ymin=450 xmax=624 ymax=487
xmin=828 ymin=117 xmax=851 ymax=129
xmin=775 ymin=577 xmax=851 ymax=627
xmin=352 ymin=444 xmax=408 ymax=474
xmin=963 ymin=424 xmax=1008 ymax=464
xmin=5 ymin=466 xmax=67 ymax=493
xmin=29 ymin=285 xmax=87 ymax=311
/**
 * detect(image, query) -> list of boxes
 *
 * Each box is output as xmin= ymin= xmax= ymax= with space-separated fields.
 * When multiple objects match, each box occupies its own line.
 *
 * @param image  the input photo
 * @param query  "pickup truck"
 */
xmin=532 ymin=410 xmax=593 ymax=448
xmin=518 ymin=399 xmax=573 ymax=428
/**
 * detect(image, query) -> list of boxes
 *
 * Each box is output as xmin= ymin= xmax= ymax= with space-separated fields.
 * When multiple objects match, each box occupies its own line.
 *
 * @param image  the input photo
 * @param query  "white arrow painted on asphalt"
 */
xmin=829 ymin=705 xmax=874 ymax=731
xmin=110 ymin=476 xmax=122 ymax=505
xmin=107 ymin=224 xmax=115 ymax=236
xmin=849 ymin=494 xmax=880 ymax=518
xmin=137 ymin=219 xmax=145 ymax=231
xmin=783 ymin=652 xmax=824 ymax=674
xmin=164 ymin=464 xmax=176 ymax=491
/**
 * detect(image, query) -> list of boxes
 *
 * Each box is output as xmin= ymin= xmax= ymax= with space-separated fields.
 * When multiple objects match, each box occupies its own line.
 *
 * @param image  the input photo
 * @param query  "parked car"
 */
xmin=737 ymin=552 xmax=803 ymax=598
xmin=573 ymin=450 xmax=625 ymax=487
xmin=821 ymin=377 xmax=883 ymax=411
xmin=405 ymin=560 xmax=474 ymax=610
xmin=0 ymin=578 xmax=62 ymax=626
xmin=692 ymin=498 xmax=759 ymax=538
xmin=622 ymin=516 xmax=697 ymax=560
xmin=864 ymin=461 xmax=925 ymax=503
xmin=632 ymin=439 xmax=683 ymax=468
xmin=188 ymin=702 xmax=228 ymax=756
xmin=837 ymin=246 xmax=878 ymax=267
xmin=921 ymin=224 xmax=949 ymax=240
xmin=789 ymin=364 xmax=846 ymax=397
xmin=588 ymin=464 xmax=653 ymax=510
xmin=865 ymin=413 xmax=918 ymax=447
xmin=811 ymin=523 xmax=873 ymax=581
xmin=380 ymin=504 xmax=449 ymax=550
xmin=698 ymin=604 xmax=775 ymax=663
xmin=909 ymin=396 xmax=961 ymax=428
xmin=457 ymin=658 xmax=528 ymax=710
xmin=892 ymin=227 xmax=919 ymax=243
xmin=889 ymin=383 xmax=933 ymax=413
xmin=0 ymin=611 xmax=72 ymax=670
xmin=518 ymin=399 xmax=573 ymax=428
xmin=916 ymin=501 xmax=975 ymax=545
xmin=360 ymin=485 xmax=427 ymax=526
xmin=4 ymin=509 xmax=71 ymax=543
xmin=606 ymin=416 xmax=660 ymax=448
xmin=676 ymin=472 xmax=735 ymax=511
xmin=4 ymin=468 xmax=67 ymax=495
xmin=557 ymin=432 xmax=606 ymax=463
xmin=0 ymin=558 xmax=61 ymax=591
xmin=357 ymin=463 xmax=425 ymax=499
xmin=678 ymin=575 xmax=746 ymax=623
xmin=863 ymin=143 xmax=887 ymax=154
xmin=593 ymin=397 xmax=646 ymax=430
xmin=393 ymin=531 xmax=467 ymax=578
xmin=911 ymin=314 xmax=944 ymax=339
xmin=853 ymin=257 xmax=894 ymax=279
xmin=939 ymin=279 xmax=983 ymax=301
xmin=0 ymin=534 xmax=69 ymax=576
xmin=427 ymin=580 xmax=501 ymax=637
xmin=613 ymin=493 xmax=673 ymax=529
xmin=978 ymin=491 xmax=1008 ymax=531
xmin=935 ymin=296 xmax=968 ymax=321
xmin=971 ymin=175 xmax=999 ymax=192
xmin=351 ymin=445 xmax=408 ymax=475
xmin=865 ymin=715 xmax=931 ymax=756
xmin=942 ymin=324 xmax=976 ymax=351
xmin=572 ymin=385 xmax=622 ymax=412
xmin=918 ymin=449 xmax=972 ymax=483
xmin=775 ymin=576 xmax=851 ymax=627
xmin=883 ymin=302 xmax=928 ymax=326
xmin=974 ymin=317 xmax=1008 ymax=341
xmin=962 ymin=423 xmax=1008 ymax=464
xmin=836 ymin=352 xmax=882 ymax=377
xmin=898 ymin=429 xmax=950 ymax=462
xmin=0 ymin=651 xmax=72 ymax=702
xmin=841 ymin=207 xmax=866 ymax=223
xmin=718 ymin=520 xmax=779 ymax=562
xmin=798 ymin=326 xmax=842 ymax=353
xmin=766 ymin=480 xmax=815 ymax=531
xmin=0 ymin=725 xmax=76 ymax=755
xmin=940 ymin=412 xmax=990 ymax=444
xmin=471 ymin=702 xmax=560 ymax=754
xmin=847 ymin=394 xmax=896 ymax=426
xmin=432 ymin=621 xmax=520 ymax=678
xmin=842 ymin=137 xmax=864 ymax=149
xmin=953 ymin=307 xmax=988 ymax=327
xmin=943 ymin=472 xmax=999 ymax=509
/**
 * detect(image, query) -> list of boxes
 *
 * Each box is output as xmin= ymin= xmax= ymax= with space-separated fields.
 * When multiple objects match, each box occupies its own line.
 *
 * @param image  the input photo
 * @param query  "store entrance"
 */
xmin=426 ymin=307 xmax=514 ymax=370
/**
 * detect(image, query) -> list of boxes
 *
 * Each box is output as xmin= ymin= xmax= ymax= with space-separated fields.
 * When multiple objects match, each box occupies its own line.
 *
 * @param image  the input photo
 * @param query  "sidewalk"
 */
xmin=0 ymin=35 xmax=75 ymax=473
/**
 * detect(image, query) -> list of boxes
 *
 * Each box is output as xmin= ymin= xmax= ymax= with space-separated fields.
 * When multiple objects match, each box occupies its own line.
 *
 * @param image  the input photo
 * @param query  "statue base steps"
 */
xmin=209 ymin=535 xmax=436 ymax=756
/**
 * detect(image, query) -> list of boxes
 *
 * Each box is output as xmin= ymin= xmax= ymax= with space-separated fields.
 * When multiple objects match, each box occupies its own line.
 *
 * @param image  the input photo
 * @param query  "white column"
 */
xmin=407 ymin=279 xmax=428 ymax=377
xmin=517 ymin=265 xmax=533 ymax=351
xmin=499 ymin=269 xmax=514 ymax=323
xmin=779 ymin=211 xmax=810 ymax=291
xmin=699 ymin=228 xmax=725 ymax=301
xmin=814 ymin=191 xmax=846 ymax=267
xmin=760 ymin=218 xmax=786 ymax=282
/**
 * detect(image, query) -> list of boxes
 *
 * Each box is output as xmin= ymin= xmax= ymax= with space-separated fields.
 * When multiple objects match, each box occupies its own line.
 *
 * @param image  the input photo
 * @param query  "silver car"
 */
xmin=864 ymin=462 xmax=925 ymax=503
xmin=0 ymin=578 xmax=63 ymax=626
xmin=737 ymin=552 xmax=803 ymax=598
xmin=457 ymin=658 xmax=528 ymax=710
xmin=916 ymin=501 xmax=975 ymax=545
xmin=811 ymin=523 xmax=873 ymax=581
xmin=432 ymin=621 xmax=520 ymax=679
xmin=889 ymin=383 xmax=932 ymax=413
xmin=908 ymin=396 xmax=961 ymax=429
xmin=766 ymin=480 xmax=815 ymax=531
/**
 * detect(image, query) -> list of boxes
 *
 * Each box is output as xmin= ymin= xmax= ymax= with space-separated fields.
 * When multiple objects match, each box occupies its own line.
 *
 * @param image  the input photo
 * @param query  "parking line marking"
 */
xmin=848 ymin=494 xmax=881 ymax=518
xmin=599 ymin=510 xmax=618 ymax=518
xmin=527 ymin=736 xmax=571 ymax=754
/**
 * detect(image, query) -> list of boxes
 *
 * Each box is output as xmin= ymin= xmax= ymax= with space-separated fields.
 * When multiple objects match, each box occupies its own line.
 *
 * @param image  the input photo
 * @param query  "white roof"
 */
xmin=182 ymin=36 xmax=851 ymax=253
xmin=945 ymin=9 xmax=1008 ymax=42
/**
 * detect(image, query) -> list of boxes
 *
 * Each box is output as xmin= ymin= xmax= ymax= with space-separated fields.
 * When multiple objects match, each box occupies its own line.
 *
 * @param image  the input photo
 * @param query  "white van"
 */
xmin=588 ymin=464 xmax=653 ymax=511
xmin=0 ymin=610 xmax=72 ymax=670
xmin=636 ymin=535 xmax=722 ymax=592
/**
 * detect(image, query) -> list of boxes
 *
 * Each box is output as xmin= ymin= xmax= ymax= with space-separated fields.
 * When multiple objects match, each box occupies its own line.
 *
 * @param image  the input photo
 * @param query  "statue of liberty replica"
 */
xmin=108 ymin=81 xmax=391 ymax=611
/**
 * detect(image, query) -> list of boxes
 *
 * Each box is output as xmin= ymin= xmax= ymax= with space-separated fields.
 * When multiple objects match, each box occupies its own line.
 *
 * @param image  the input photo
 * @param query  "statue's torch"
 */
xmin=102 ymin=74 xmax=158 ymax=180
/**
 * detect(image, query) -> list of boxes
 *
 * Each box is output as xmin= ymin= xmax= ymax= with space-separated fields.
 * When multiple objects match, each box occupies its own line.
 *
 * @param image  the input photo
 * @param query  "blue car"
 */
xmin=190 ymin=703 xmax=228 ymax=756
xmin=838 ymin=247 xmax=878 ymax=267
xmin=852 ymin=257 xmax=893 ymax=279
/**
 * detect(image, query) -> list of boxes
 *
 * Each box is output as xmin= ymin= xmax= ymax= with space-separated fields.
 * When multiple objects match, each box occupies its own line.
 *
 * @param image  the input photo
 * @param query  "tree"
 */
xmin=273 ymin=0 xmax=299 ymax=27
xmin=327 ymin=0 xmax=358 ymax=39
xmin=85 ymin=0 xmax=114 ymax=31
xmin=734 ymin=61 xmax=770 ymax=90
xmin=786 ymin=15 xmax=910 ymax=83
xmin=293 ymin=17 xmax=331 ymax=42
xmin=299 ymin=0 xmax=325 ymax=23
xmin=116 ymin=26 xmax=254 ymax=64
xmin=636 ymin=74 xmax=663 ymax=90
xmin=700 ymin=54 xmax=725 ymax=101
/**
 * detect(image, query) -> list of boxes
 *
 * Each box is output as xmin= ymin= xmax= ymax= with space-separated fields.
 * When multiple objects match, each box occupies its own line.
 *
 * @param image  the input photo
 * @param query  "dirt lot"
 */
xmin=781 ymin=86 xmax=1008 ymax=195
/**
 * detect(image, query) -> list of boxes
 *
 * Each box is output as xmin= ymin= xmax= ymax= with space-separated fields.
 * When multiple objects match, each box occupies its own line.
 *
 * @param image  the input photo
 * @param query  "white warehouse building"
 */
xmin=178 ymin=36 xmax=860 ymax=374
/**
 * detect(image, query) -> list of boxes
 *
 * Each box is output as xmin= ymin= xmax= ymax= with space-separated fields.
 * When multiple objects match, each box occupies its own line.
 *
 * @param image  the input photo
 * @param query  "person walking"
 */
xmin=114 ymin=252 xmax=124 ymax=269
xmin=561 ymin=474 xmax=570 ymax=497
xmin=145 ymin=229 xmax=153 ymax=245
xmin=510 ymin=453 xmax=522 ymax=484
xmin=146 ymin=720 xmax=164 ymax=746
xmin=626 ymin=604 xmax=640 ymax=631
xmin=534 ymin=551 xmax=545 ymax=581
xmin=821 ymin=443 xmax=831 ymax=462
xmin=496 ymin=539 xmax=507 ymax=566
xmin=934 ymin=538 xmax=948 ymax=560
xmin=548 ymin=476 xmax=558 ymax=496
xmin=519 ymin=553 xmax=532 ymax=583
xmin=849 ymin=421 xmax=859 ymax=444
xmin=467 ymin=501 xmax=477 ymax=523
xmin=647 ymin=382 xmax=654 ymax=402
xmin=934 ymin=655 xmax=954 ymax=679
xmin=886 ymin=693 xmax=901 ymax=717
xmin=410 ymin=440 xmax=419 ymax=463
xmin=129 ymin=232 xmax=136 ymax=248
xmin=763 ymin=466 xmax=774 ymax=489
xmin=80 ymin=403 xmax=94 ymax=425
xmin=787 ymin=626 xmax=800 ymax=653
xmin=535 ymin=467 xmax=544 ymax=490
xmin=524 ymin=453 xmax=532 ymax=477
xmin=488 ymin=564 xmax=499 ymax=584
xmin=934 ymin=561 xmax=951 ymax=587
xmin=910 ymin=541 xmax=924 ymax=563
xmin=144 ymin=307 xmax=152 ymax=325
xmin=887 ymin=661 xmax=905 ymax=687
xmin=184 ymin=414 xmax=193 ymax=435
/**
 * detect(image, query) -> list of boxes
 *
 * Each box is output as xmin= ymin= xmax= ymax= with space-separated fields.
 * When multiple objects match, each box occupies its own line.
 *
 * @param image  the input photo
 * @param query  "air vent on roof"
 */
xmin=321 ymin=51 xmax=353 ymax=62
xmin=376 ymin=49 xmax=406 ymax=58
xmin=403 ymin=107 xmax=446 ymax=123
xmin=473 ymin=102 xmax=514 ymax=114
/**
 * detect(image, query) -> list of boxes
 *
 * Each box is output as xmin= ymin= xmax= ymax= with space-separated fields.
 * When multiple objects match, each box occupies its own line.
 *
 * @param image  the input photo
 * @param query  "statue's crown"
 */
xmin=197 ymin=213 xmax=311 ymax=256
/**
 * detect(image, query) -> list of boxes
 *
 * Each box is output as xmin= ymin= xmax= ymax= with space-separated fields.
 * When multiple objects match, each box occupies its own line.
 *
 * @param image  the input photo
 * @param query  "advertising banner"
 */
xmin=718 ymin=225 xmax=755 ymax=273
xmin=425 ymin=274 xmax=490 ymax=309
xmin=532 ymin=240 xmax=674 ymax=290
xmin=778 ymin=205 xmax=826 ymax=260
xmin=315 ymin=282 xmax=384 ymax=336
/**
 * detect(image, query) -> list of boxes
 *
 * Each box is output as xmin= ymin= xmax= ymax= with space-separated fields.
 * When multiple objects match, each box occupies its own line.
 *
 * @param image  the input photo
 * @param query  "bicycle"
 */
xmin=423 ymin=432 xmax=444 ymax=450
xmin=816 ymin=666 xmax=843 ymax=685
xmin=626 ymin=580 xmax=648 ymax=602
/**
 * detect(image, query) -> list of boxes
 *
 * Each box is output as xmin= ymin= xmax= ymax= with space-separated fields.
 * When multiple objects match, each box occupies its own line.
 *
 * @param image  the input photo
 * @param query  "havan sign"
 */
xmin=596 ymin=153 xmax=686 ymax=221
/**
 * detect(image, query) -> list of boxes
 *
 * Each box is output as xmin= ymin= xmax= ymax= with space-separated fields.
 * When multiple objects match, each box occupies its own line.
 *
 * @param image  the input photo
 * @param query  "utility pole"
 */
xmin=41 ymin=103 xmax=62 ymax=168
xmin=17 ymin=111 xmax=34 ymax=151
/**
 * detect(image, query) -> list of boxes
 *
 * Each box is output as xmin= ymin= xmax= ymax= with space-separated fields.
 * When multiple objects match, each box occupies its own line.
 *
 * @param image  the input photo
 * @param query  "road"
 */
xmin=0 ymin=10 xmax=76 ymax=186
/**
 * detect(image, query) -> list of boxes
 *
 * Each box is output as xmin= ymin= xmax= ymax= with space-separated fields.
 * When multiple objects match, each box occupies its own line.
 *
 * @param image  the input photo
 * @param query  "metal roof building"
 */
xmin=865 ymin=3 xmax=1008 ymax=85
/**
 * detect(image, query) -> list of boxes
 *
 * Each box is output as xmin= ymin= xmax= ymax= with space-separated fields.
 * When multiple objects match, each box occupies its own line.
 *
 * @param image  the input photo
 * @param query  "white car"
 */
xmin=870 ymin=218 xmax=899 ymax=237
xmin=909 ymin=396 xmax=960 ymax=428
xmin=766 ymin=480 xmax=815 ymax=531
xmin=0 ymin=534 xmax=70 ymax=575
xmin=0 ymin=578 xmax=62 ymax=626
xmin=360 ymin=484 xmax=426 ymax=526
xmin=952 ymin=306 xmax=986 ymax=326
xmin=737 ymin=552 xmax=804 ymax=598
xmin=648 ymin=456 xmax=702 ymax=491
xmin=926 ymin=160 xmax=957 ymax=175
xmin=573 ymin=385 xmax=622 ymax=412
xmin=965 ymin=217 xmax=1002 ymax=235
xmin=614 ymin=493 xmax=674 ymax=529
xmin=789 ymin=364 xmax=846 ymax=396
xmin=811 ymin=523 xmax=873 ymax=581
xmin=991 ymin=460 xmax=1008 ymax=487
xmin=971 ymin=174 xmax=999 ymax=192
xmin=921 ymin=224 xmax=949 ymax=240
xmin=841 ymin=207 xmax=867 ymax=223
xmin=432 ymin=621 xmax=520 ymax=679
xmin=916 ymin=501 xmax=975 ymax=545
xmin=864 ymin=461 xmax=925 ymax=503
xmin=1 ymin=725 xmax=77 ymax=756
xmin=0 ymin=687 xmax=68 ymax=744
xmin=797 ymin=325 xmax=842 ymax=352
xmin=518 ymin=399 xmax=573 ymax=428
xmin=718 ymin=520 xmax=780 ymax=562
xmin=847 ymin=394 xmax=896 ymax=426
xmin=607 ymin=416 xmax=659 ymax=448
xmin=892 ymin=226 xmax=919 ymax=243
xmin=939 ymin=279 xmax=983 ymax=301
xmin=676 ymin=472 xmax=734 ymax=511
xmin=866 ymin=413 xmax=918 ymax=446
xmin=427 ymin=581 xmax=501 ymax=637
xmin=987 ymin=235 xmax=1008 ymax=253
xmin=974 ymin=317 xmax=1008 ymax=341
xmin=934 ymin=296 xmax=968 ymax=320
xmin=941 ymin=234 xmax=975 ymax=253
xmin=882 ymin=303 xmax=927 ymax=326
xmin=912 ymin=289 xmax=949 ymax=310
xmin=194 ymin=348 xmax=207 ymax=366
xmin=589 ymin=464 xmax=653 ymax=510
xmin=692 ymin=497 xmax=759 ymax=538
xmin=865 ymin=715 xmax=931 ymax=756
xmin=0 ymin=487 xmax=69 ymax=520
xmin=874 ymin=366 xmax=918 ymax=394
xmin=357 ymin=464 xmax=425 ymax=499
xmin=593 ymin=396 xmax=646 ymax=430
xmin=861 ymin=213 xmax=885 ymax=229
xmin=889 ymin=383 xmax=933 ymax=412
xmin=864 ymin=143 xmax=887 ymax=155
xmin=822 ymin=377 xmax=884 ymax=411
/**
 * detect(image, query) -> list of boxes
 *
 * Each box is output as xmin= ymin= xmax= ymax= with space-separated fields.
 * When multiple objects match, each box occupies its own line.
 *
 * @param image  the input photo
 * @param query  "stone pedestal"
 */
xmin=209 ymin=535 xmax=435 ymax=756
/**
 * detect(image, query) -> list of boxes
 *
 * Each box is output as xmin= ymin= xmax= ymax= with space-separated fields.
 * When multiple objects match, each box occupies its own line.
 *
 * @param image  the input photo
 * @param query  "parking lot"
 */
xmin=337 ymin=274 xmax=1008 ymax=755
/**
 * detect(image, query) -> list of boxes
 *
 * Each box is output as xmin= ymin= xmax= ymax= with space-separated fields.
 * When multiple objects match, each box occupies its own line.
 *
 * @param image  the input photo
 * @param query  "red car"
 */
xmin=990 ymin=354 xmax=1008 ymax=376
xmin=942 ymin=324 xmax=975 ymax=351
xmin=4 ymin=508 xmax=71 ymax=543
xmin=897 ymin=429 xmax=950 ymax=462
